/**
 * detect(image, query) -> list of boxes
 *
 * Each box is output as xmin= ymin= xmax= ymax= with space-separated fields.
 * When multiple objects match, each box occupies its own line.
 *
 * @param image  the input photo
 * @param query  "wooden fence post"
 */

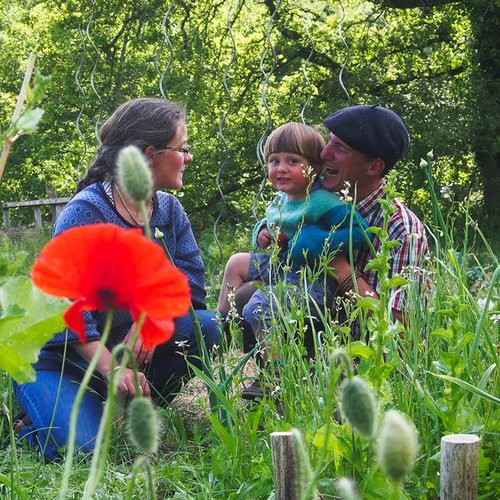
xmin=270 ymin=431 xmax=301 ymax=500
xmin=440 ymin=434 xmax=480 ymax=500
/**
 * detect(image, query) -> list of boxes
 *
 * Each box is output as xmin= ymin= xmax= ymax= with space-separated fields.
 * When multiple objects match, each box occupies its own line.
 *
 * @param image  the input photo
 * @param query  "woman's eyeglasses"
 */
xmin=151 ymin=145 xmax=191 ymax=156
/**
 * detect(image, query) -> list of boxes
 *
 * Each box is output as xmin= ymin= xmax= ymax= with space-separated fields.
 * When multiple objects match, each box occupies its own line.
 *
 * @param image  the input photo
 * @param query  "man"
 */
xmin=294 ymin=104 xmax=429 ymax=324
xmin=237 ymin=104 xmax=429 ymax=399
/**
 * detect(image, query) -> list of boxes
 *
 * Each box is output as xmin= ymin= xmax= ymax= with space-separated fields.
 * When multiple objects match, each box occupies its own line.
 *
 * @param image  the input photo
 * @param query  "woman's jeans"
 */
xmin=14 ymin=309 xmax=220 ymax=461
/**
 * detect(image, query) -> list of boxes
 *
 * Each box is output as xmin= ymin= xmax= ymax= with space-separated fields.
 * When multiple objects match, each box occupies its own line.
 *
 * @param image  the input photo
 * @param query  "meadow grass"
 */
xmin=0 ymin=202 xmax=499 ymax=498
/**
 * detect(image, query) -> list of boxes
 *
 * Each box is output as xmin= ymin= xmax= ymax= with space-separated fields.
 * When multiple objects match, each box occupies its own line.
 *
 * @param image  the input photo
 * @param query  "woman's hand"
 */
xmin=72 ymin=340 xmax=151 ymax=398
xmin=123 ymin=325 xmax=156 ymax=366
xmin=109 ymin=366 xmax=151 ymax=398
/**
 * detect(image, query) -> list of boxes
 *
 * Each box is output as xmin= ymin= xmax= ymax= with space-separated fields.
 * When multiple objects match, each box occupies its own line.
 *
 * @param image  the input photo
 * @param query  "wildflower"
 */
xmin=339 ymin=182 xmax=353 ymax=203
xmin=301 ymin=163 xmax=314 ymax=178
xmin=32 ymin=223 xmax=191 ymax=349
xmin=154 ymin=227 xmax=164 ymax=239
xmin=271 ymin=385 xmax=281 ymax=396
xmin=377 ymin=409 xmax=418 ymax=483
xmin=440 ymin=183 xmax=454 ymax=200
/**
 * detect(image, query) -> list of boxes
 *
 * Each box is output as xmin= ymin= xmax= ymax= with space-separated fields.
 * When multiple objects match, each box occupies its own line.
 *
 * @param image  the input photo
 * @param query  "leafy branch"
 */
xmin=0 ymin=54 xmax=51 ymax=183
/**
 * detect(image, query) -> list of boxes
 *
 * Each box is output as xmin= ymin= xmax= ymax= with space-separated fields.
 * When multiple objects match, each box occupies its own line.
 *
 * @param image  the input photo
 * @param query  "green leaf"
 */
xmin=312 ymin=422 xmax=350 ymax=469
xmin=347 ymin=341 xmax=375 ymax=360
xmin=14 ymin=108 xmax=45 ymax=134
xmin=0 ymin=277 xmax=69 ymax=383
xmin=0 ymin=251 xmax=28 ymax=282
xmin=356 ymin=296 xmax=380 ymax=311
xmin=387 ymin=275 xmax=409 ymax=288
xmin=431 ymin=328 xmax=453 ymax=339
xmin=427 ymin=371 xmax=500 ymax=405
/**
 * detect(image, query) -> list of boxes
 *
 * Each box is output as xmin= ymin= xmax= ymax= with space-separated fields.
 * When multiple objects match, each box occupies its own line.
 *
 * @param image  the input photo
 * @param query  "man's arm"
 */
xmin=331 ymin=254 xmax=404 ymax=323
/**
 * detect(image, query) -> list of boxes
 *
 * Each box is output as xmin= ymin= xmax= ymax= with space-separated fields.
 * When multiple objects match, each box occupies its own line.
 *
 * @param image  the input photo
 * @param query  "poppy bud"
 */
xmin=335 ymin=477 xmax=360 ymax=500
xmin=154 ymin=227 xmax=164 ymax=239
xmin=377 ymin=409 xmax=418 ymax=483
xmin=117 ymin=145 xmax=153 ymax=203
xmin=340 ymin=376 xmax=377 ymax=438
xmin=126 ymin=396 xmax=160 ymax=454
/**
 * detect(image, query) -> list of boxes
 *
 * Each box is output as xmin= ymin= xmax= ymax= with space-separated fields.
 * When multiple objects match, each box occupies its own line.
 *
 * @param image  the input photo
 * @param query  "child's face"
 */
xmin=267 ymin=152 xmax=317 ymax=200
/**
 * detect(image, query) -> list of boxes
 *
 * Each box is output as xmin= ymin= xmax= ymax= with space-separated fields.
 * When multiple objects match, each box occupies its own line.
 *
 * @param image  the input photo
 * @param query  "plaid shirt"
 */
xmin=354 ymin=181 xmax=429 ymax=313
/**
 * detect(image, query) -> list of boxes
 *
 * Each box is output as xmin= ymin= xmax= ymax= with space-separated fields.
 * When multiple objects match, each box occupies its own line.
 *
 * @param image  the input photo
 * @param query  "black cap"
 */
xmin=324 ymin=104 xmax=410 ymax=169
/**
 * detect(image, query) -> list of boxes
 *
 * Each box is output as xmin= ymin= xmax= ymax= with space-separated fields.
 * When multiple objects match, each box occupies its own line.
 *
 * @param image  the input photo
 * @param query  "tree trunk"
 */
xmin=470 ymin=0 xmax=500 ymax=228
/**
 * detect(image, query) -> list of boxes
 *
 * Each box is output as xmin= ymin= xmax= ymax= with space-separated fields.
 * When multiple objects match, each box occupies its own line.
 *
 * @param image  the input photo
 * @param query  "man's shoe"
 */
xmin=241 ymin=378 xmax=264 ymax=400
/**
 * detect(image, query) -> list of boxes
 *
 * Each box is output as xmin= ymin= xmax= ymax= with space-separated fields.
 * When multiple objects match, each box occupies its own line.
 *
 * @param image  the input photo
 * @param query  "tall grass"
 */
xmin=1 ymin=174 xmax=499 ymax=498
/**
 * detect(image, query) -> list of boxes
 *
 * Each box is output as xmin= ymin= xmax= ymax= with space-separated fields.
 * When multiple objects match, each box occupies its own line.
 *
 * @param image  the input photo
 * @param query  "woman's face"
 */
xmin=149 ymin=122 xmax=193 ymax=190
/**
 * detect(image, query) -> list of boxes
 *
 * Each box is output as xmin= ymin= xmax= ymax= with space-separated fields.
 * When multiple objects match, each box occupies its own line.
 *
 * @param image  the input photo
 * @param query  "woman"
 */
xmin=14 ymin=97 xmax=221 ymax=461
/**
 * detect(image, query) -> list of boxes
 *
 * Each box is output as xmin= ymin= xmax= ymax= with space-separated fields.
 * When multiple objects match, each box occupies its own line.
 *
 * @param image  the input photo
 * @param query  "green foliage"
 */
xmin=0 ymin=276 xmax=68 ymax=383
xmin=0 ymin=0 xmax=498 ymax=234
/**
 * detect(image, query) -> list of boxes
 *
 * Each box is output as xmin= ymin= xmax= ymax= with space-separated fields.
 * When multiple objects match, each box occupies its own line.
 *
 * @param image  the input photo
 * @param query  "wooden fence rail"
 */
xmin=2 ymin=197 xmax=70 ymax=228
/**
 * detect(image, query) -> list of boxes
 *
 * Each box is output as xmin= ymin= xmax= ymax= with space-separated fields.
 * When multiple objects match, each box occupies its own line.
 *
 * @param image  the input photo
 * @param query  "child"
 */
xmin=217 ymin=122 xmax=369 ymax=397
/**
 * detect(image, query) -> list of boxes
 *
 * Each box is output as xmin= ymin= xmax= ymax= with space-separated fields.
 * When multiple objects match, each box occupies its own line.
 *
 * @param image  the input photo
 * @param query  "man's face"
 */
xmin=320 ymin=134 xmax=373 ymax=192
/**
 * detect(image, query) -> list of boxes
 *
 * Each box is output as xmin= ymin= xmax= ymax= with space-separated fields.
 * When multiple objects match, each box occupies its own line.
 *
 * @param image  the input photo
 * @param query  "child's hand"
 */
xmin=257 ymin=227 xmax=273 ymax=248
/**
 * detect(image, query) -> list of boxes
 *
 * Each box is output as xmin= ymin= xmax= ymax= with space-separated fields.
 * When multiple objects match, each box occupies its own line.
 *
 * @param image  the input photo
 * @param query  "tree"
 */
xmin=0 ymin=0 xmax=496 ymax=233
xmin=371 ymin=0 xmax=499 ymax=227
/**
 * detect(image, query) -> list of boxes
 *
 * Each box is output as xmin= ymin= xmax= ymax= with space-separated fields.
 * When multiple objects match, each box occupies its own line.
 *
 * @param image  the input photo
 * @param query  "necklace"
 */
xmin=114 ymin=183 xmax=153 ymax=226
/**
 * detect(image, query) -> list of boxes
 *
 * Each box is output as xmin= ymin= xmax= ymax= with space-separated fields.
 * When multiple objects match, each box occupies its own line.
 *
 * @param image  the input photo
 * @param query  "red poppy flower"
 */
xmin=32 ymin=223 xmax=191 ymax=349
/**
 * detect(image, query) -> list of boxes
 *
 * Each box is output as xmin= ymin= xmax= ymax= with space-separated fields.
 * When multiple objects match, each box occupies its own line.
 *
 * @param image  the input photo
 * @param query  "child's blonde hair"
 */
xmin=264 ymin=122 xmax=325 ymax=169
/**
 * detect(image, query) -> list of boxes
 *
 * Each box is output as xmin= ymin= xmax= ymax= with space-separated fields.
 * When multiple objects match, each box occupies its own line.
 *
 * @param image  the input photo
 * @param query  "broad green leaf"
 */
xmin=356 ymin=296 xmax=379 ymax=311
xmin=0 ymin=277 xmax=69 ymax=383
xmin=312 ymin=422 xmax=350 ymax=470
xmin=347 ymin=341 xmax=375 ymax=360
xmin=387 ymin=275 xmax=409 ymax=288
xmin=14 ymin=108 xmax=44 ymax=134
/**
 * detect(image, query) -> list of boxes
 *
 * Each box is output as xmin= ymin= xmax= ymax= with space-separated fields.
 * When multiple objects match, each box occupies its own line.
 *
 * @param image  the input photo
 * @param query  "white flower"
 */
xmin=301 ymin=164 xmax=314 ymax=178
xmin=339 ymin=181 xmax=353 ymax=203
xmin=440 ymin=183 xmax=454 ymax=200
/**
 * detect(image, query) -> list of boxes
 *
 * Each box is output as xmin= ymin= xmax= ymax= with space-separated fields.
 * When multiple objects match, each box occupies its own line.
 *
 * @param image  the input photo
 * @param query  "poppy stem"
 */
xmin=125 ymin=312 xmax=147 ymax=394
xmin=139 ymin=200 xmax=152 ymax=240
xmin=83 ymin=343 xmax=131 ymax=498
xmin=59 ymin=310 xmax=114 ymax=500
